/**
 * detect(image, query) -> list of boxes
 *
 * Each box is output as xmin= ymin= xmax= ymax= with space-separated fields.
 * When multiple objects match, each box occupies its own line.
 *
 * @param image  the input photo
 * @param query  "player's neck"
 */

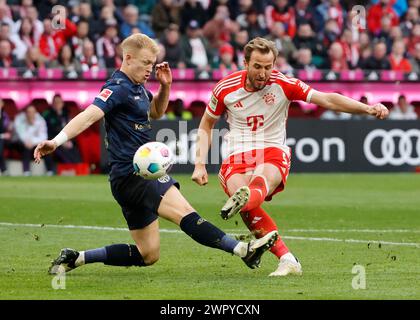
xmin=119 ymin=67 xmax=140 ymax=85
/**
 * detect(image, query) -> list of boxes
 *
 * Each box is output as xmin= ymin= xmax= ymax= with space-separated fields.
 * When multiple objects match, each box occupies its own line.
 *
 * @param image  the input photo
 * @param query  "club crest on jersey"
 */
xmin=263 ymin=92 xmax=276 ymax=106
xmin=97 ymin=89 xmax=113 ymax=102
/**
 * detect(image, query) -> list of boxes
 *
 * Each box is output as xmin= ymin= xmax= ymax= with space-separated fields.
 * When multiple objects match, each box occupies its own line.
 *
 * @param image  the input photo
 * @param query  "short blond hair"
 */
xmin=121 ymin=33 xmax=159 ymax=56
xmin=244 ymin=37 xmax=278 ymax=63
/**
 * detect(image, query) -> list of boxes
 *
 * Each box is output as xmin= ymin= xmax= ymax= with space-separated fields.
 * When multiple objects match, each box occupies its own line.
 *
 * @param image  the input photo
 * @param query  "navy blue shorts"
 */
xmin=110 ymin=174 xmax=180 ymax=230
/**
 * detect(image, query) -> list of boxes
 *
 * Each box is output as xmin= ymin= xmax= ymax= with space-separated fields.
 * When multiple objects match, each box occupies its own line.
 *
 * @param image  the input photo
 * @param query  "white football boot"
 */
xmin=269 ymin=254 xmax=303 ymax=277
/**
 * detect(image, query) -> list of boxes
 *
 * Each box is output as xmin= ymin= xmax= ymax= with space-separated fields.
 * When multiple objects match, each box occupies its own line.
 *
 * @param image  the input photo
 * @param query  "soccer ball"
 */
xmin=133 ymin=142 xmax=174 ymax=180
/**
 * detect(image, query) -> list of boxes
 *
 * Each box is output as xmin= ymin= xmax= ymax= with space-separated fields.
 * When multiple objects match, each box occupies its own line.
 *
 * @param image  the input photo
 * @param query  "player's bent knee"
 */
xmin=142 ymin=251 xmax=160 ymax=266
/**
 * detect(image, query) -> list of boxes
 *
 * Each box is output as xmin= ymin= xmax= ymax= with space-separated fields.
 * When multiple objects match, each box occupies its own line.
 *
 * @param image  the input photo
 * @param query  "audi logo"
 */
xmin=363 ymin=129 xmax=420 ymax=166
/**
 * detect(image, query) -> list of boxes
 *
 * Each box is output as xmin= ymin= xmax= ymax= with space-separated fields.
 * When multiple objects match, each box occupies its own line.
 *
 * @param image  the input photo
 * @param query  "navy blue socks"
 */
xmin=83 ymin=244 xmax=145 ymax=267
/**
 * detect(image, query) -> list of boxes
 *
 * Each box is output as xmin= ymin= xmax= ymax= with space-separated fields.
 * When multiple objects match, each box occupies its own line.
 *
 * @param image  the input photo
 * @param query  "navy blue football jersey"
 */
xmin=93 ymin=70 xmax=154 ymax=180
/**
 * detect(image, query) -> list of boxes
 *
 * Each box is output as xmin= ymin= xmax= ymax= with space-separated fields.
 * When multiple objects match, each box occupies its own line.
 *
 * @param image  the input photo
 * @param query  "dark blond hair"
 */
xmin=121 ymin=33 xmax=159 ymax=56
xmin=244 ymin=37 xmax=278 ymax=63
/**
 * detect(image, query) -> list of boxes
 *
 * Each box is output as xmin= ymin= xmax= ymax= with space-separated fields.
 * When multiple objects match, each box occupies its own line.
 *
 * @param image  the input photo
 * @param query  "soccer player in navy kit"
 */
xmin=34 ymin=34 xmax=278 ymax=274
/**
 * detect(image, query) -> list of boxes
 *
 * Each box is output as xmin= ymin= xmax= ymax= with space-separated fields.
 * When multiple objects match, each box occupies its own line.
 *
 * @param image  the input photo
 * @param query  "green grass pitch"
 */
xmin=0 ymin=173 xmax=419 ymax=300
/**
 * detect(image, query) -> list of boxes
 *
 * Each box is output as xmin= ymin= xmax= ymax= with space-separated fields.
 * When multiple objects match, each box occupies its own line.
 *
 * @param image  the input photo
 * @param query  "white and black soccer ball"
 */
xmin=133 ymin=142 xmax=174 ymax=180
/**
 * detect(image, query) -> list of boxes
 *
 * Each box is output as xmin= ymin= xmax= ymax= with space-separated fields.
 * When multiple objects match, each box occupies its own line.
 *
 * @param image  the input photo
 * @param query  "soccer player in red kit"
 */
xmin=192 ymin=37 xmax=389 ymax=276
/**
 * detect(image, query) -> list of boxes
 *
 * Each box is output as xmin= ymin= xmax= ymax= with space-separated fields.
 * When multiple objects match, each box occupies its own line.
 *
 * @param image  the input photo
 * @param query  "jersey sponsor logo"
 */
xmin=263 ymin=93 xmax=276 ymax=105
xmin=209 ymin=94 xmax=218 ymax=112
xmin=158 ymin=174 xmax=171 ymax=183
xmin=97 ymin=88 xmax=113 ymax=102
xmin=246 ymin=115 xmax=264 ymax=131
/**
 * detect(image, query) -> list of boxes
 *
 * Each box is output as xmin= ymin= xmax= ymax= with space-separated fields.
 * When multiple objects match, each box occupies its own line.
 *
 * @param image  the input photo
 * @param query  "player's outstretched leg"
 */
xmin=158 ymin=186 xmax=278 ymax=269
xmin=240 ymin=206 xmax=302 ymax=276
xmin=48 ymin=244 xmax=147 ymax=275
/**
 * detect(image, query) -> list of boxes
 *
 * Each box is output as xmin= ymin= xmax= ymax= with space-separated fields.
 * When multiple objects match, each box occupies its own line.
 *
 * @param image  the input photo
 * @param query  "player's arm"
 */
xmin=34 ymin=105 xmax=104 ymax=162
xmin=192 ymin=112 xmax=218 ymax=186
xmin=310 ymin=90 xmax=389 ymax=119
xmin=150 ymin=62 xmax=171 ymax=119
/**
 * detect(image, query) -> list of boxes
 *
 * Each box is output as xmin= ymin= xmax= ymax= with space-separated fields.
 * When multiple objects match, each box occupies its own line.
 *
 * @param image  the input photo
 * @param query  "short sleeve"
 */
xmin=93 ymin=84 xmax=127 ymax=114
xmin=282 ymin=78 xmax=314 ymax=103
xmin=206 ymin=91 xmax=226 ymax=119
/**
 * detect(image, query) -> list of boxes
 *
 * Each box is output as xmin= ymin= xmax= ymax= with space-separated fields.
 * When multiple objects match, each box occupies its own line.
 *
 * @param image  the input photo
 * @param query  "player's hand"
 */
xmin=367 ymin=103 xmax=389 ymax=119
xmin=155 ymin=62 xmax=172 ymax=86
xmin=34 ymin=140 xmax=57 ymax=164
xmin=192 ymin=165 xmax=208 ymax=186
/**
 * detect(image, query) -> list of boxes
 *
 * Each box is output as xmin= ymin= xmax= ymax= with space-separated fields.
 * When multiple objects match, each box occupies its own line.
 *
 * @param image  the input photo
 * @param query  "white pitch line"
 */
xmin=1 ymin=222 xmax=419 ymax=248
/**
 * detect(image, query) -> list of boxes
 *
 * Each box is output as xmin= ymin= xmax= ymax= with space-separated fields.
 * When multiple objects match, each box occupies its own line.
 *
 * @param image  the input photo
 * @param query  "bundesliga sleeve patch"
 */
xmin=208 ymin=94 xmax=218 ymax=112
xmin=97 ymin=89 xmax=113 ymax=102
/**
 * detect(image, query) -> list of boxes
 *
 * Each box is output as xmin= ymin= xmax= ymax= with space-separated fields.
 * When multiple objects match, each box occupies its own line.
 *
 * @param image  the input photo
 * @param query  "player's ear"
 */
xmin=125 ymin=53 xmax=131 ymax=65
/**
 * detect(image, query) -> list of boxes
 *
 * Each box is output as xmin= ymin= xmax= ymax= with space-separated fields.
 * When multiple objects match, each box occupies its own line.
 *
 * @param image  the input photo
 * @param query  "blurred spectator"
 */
xmin=120 ymin=5 xmax=155 ymax=39
xmin=0 ymin=98 xmax=11 ymax=175
xmin=358 ymin=41 xmax=391 ymax=70
xmin=207 ymin=0 xmax=240 ymax=21
xmin=373 ymin=15 xmax=393 ymax=52
xmin=78 ymin=39 xmax=99 ymax=72
xmin=13 ymin=6 xmax=44 ymax=42
xmin=22 ymin=46 xmax=46 ymax=78
xmin=180 ymin=20 xmax=212 ymax=75
xmin=389 ymin=39 xmax=412 ymax=72
xmin=42 ymin=94 xmax=81 ymax=170
xmin=367 ymin=0 xmax=399 ymax=35
xmin=338 ymin=28 xmax=360 ymax=69
xmin=407 ymin=22 xmax=420 ymax=55
xmin=75 ymin=1 xmax=102 ymax=41
xmin=96 ymin=21 xmax=120 ymax=68
xmin=10 ymin=17 xmax=36 ymax=60
xmin=215 ymin=42 xmax=238 ymax=71
xmin=265 ymin=0 xmax=296 ymax=37
xmin=48 ymin=44 xmax=81 ymax=76
xmin=156 ymin=42 xmax=166 ymax=64
xmin=151 ymin=0 xmax=181 ymax=38
xmin=0 ymin=39 xmax=21 ymax=67
xmin=0 ymin=2 xmax=15 ymax=30
xmin=179 ymin=0 xmax=208 ymax=33
xmin=275 ymin=51 xmax=294 ymax=76
xmin=130 ymin=0 xmax=157 ymax=19
xmin=315 ymin=0 xmax=345 ymax=33
xmin=323 ymin=18 xmax=341 ymax=48
xmin=293 ymin=47 xmax=317 ymax=70
xmin=231 ymin=28 xmax=248 ymax=69
xmin=388 ymin=94 xmax=418 ymax=119
xmin=237 ymin=7 xmax=267 ymax=39
xmin=294 ymin=0 xmax=315 ymax=28
xmin=13 ymin=105 xmax=52 ymax=176
xmin=293 ymin=23 xmax=323 ymax=66
xmin=203 ymin=4 xmax=238 ymax=52
xmin=400 ymin=6 xmax=419 ymax=37
xmin=38 ymin=18 xmax=77 ymax=60
xmin=409 ymin=42 xmax=420 ymax=73
xmin=266 ymin=21 xmax=297 ymax=62
xmin=371 ymin=0 xmax=408 ymax=17
xmin=166 ymin=98 xmax=193 ymax=120
xmin=70 ymin=19 xmax=90 ymax=59
xmin=325 ymin=42 xmax=349 ymax=71
xmin=160 ymin=23 xmax=185 ymax=68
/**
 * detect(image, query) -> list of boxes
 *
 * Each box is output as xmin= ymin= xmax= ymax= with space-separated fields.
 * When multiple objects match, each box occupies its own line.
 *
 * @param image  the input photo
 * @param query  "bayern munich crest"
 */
xmin=263 ymin=92 xmax=276 ymax=105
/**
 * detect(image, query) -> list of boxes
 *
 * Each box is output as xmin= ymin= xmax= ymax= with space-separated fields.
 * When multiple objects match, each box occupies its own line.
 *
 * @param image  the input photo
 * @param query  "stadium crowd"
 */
xmin=0 ymin=0 xmax=419 ymax=175
xmin=0 ymin=0 xmax=418 ymax=74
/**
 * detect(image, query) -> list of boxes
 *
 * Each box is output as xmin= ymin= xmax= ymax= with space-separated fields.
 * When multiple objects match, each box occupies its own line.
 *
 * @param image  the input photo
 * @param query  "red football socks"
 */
xmin=240 ymin=206 xmax=289 ymax=258
xmin=241 ymin=175 xmax=268 ymax=212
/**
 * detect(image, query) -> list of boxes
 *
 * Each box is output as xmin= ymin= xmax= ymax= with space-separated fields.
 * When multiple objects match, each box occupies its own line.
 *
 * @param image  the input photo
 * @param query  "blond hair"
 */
xmin=244 ymin=37 xmax=278 ymax=63
xmin=121 ymin=33 xmax=159 ymax=56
